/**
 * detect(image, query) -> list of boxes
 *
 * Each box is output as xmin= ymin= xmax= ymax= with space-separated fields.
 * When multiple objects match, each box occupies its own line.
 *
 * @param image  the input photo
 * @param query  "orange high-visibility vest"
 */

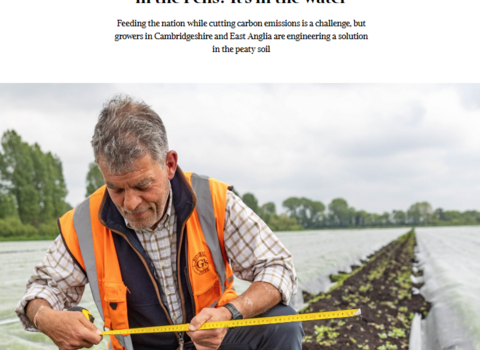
xmin=59 ymin=169 xmax=237 ymax=350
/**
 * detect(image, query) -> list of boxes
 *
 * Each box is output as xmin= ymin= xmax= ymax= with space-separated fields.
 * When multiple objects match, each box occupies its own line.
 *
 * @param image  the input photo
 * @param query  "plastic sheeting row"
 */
xmin=234 ymin=228 xmax=409 ymax=310
xmin=415 ymin=226 xmax=480 ymax=350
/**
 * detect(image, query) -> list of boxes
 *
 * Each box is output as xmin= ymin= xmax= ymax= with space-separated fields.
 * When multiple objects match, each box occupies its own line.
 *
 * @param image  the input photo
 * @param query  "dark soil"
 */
xmin=301 ymin=231 xmax=430 ymax=350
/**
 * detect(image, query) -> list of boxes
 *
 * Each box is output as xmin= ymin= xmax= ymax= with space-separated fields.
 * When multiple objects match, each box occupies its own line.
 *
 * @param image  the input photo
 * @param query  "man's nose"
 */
xmin=124 ymin=190 xmax=142 ymax=211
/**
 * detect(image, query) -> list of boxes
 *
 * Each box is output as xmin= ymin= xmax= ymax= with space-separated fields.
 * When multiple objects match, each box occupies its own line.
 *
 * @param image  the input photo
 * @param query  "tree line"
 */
xmin=239 ymin=193 xmax=480 ymax=231
xmin=0 ymin=130 xmax=70 ymax=240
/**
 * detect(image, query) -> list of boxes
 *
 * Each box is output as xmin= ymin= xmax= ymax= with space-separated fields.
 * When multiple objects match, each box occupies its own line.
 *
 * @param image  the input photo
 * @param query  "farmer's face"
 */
xmin=100 ymin=151 xmax=177 ymax=230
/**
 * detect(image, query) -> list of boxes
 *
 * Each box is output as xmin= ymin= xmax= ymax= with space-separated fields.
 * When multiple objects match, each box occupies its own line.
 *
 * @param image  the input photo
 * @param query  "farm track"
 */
xmin=301 ymin=230 xmax=430 ymax=350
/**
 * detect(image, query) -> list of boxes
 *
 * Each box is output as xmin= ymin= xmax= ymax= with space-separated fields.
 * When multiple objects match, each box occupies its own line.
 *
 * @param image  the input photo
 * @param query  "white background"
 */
xmin=1 ymin=0 xmax=479 ymax=82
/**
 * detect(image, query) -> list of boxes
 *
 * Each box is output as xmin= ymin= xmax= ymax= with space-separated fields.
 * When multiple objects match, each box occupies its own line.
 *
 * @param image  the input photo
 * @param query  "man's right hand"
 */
xmin=27 ymin=300 xmax=102 ymax=350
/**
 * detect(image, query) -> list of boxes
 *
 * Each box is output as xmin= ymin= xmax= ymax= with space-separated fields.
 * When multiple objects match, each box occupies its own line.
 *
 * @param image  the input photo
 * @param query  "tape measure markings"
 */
xmin=102 ymin=308 xmax=361 ymax=336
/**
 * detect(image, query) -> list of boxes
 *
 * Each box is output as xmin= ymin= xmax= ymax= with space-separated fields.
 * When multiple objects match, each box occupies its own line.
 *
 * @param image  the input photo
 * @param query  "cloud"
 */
xmin=1 ymin=84 xmax=480 ymax=213
xmin=455 ymin=84 xmax=480 ymax=110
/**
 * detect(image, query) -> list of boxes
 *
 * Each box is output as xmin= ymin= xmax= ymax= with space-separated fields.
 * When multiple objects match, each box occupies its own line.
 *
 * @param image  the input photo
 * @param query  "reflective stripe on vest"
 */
xmin=73 ymin=173 xmax=229 ymax=350
xmin=191 ymin=173 xmax=226 ymax=299
xmin=72 ymin=199 xmax=103 ymax=320
xmin=73 ymin=199 xmax=135 ymax=350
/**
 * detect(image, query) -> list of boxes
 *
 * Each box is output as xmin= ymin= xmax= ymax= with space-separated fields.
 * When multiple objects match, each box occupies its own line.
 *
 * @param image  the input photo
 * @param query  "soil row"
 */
xmin=301 ymin=230 xmax=430 ymax=350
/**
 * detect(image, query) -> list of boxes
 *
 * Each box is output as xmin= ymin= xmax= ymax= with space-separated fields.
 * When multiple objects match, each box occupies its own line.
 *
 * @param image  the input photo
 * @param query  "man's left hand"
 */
xmin=187 ymin=307 xmax=232 ymax=350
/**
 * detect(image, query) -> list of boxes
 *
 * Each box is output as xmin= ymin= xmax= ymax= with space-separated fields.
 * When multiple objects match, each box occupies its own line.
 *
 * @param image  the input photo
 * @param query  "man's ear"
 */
xmin=165 ymin=150 xmax=178 ymax=180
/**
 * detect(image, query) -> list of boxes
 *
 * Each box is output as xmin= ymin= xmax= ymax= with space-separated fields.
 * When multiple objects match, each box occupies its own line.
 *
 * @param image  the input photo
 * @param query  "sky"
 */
xmin=1 ymin=84 xmax=479 ymax=214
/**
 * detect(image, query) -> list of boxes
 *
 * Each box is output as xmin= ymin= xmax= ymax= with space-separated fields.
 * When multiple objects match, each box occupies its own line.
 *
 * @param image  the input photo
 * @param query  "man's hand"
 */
xmin=187 ymin=282 xmax=281 ymax=350
xmin=187 ymin=306 xmax=232 ymax=350
xmin=27 ymin=300 xmax=102 ymax=350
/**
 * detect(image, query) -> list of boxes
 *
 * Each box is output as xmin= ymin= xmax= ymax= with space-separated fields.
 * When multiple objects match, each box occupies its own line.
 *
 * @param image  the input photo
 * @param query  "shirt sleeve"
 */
xmin=223 ymin=190 xmax=298 ymax=304
xmin=15 ymin=234 xmax=88 ymax=331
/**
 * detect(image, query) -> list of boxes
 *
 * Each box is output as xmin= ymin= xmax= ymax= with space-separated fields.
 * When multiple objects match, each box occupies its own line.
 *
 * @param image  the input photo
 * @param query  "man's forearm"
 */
xmin=227 ymin=281 xmax=282 ymax=319
xmin=26 ymin=299 xmax=51 ymax=329
xmin=25 ymin=298 xmax=103 ymax=350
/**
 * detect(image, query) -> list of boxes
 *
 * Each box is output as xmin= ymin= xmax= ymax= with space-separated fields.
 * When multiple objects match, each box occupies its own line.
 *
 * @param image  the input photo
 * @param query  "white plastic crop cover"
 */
xmin=416 ymin=226 xmax=480 ymax=350
xmin=234 ymin=228 xmax=408 ymax=309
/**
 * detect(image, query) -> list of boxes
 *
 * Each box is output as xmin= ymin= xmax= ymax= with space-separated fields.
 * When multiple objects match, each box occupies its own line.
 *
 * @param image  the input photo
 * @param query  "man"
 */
xmin=16 ymin=95 xmax=303 ymax=350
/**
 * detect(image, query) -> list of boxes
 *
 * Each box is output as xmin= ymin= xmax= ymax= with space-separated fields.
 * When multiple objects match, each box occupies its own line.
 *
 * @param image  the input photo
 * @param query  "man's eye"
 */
xmin=138 ymin=185 xmax=150 ymax=191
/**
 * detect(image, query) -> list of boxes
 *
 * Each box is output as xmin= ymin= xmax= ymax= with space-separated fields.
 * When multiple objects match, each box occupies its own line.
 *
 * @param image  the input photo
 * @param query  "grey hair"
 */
xmin=92 ymin=95 xmax=169 ymax=174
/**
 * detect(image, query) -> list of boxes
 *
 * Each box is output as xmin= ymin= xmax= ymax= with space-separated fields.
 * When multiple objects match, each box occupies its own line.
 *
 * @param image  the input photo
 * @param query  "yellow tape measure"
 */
xmin=68 ymin=307 xmax=95 ymax=323
xmin=101 ymin=308 xmax=361 ymax=336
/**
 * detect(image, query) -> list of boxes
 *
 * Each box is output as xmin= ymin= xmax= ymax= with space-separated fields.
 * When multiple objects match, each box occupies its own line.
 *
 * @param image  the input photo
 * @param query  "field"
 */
xmin=1 ymin=227 xmax=479 ymax=349
xmin=302 ymin=231 xmax=430 ymax=350
xmin=0 ymin=229 xmax=408 ymax=349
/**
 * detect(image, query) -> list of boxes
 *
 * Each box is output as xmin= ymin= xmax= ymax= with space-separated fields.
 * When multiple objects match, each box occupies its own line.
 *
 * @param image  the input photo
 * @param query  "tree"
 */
xmin=261 ymin=202 xmax=276 ymax=216
xmin=259 ymin=202 xmax=276 ymax=224
xmin=242 ymin=193 xmax=259 ymax=214
xmin=407 ymin=202 xmax=433 ymax=225
xmin=86 ymin=162 xmax=104 ymax=197
xmin=461 ymin=210 xmax=480 ymax=225
xmin=354 ymin=210 xmax=369 ymax=227
xmin=0 ymin=130 xmax=69 ymax=226
xmin=283 ymin=197 xmax=302 ymax=218
xmin=392 ymin=210 xmax=406 ymax=225
xmin=370 ymin=213 xmax=382 ymax=226
xmin=0 ymin=130 xmax=41 ymax=225
xmin=380 ymin=212 xmax=391 ymax=226
xmin=50 ymin=154 xmax=69 ymax=216
xmin=434 ymin=208 xmax=445 ymax=221
xmin=0 ymin=192 xmax=18 ymax=219
xmin=443 ymin=210 xmax=462 ymax=225
xmin=283 ymin=197 xmax=325 ymax=228
xmin=31 ymin=144 xmax=54 ymax=222
xmin=237 ymin=193 xmax=303 ymax=231
xmin=268 ymin=214 xmax=303 ymax=231
xmin=31 ymin=145 xmax=68 ymax=220
xmin=328 ymin=198 xmax=354 ymax=227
